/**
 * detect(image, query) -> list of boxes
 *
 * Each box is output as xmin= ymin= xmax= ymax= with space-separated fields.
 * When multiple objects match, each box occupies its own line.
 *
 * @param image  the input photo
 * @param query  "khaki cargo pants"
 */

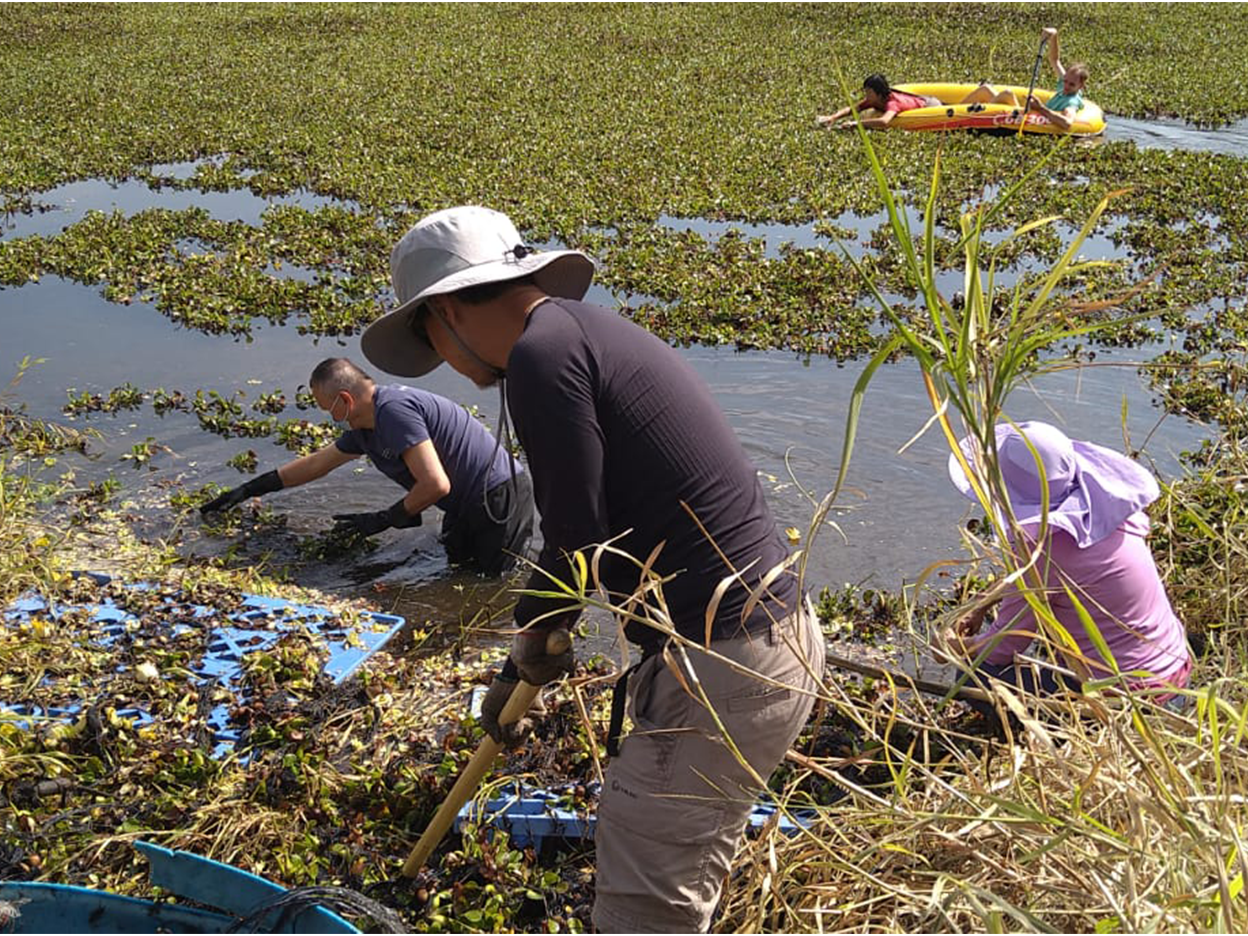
xmin=593 ymin=599 xmax=826 ymax=933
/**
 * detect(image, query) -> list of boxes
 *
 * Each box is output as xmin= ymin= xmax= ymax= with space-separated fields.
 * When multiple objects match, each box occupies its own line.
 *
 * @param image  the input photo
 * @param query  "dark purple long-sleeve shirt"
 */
xmin=506 ymin=298 xmax=797 ymax=646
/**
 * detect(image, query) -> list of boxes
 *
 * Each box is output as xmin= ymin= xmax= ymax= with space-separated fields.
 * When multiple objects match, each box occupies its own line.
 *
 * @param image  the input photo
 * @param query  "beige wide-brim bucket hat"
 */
xmin=361 ymin=205 xmax=596 ymax=378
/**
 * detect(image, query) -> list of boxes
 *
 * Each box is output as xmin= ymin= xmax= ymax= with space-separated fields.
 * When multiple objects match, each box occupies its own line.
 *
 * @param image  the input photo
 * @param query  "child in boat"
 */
xmin=941 ymin=421 xmax=1192 ymax=707
xmin=817 ymin=73 xmax=941 ymax=129
xmin=961 ymin=27 xmax=1088 ymax=132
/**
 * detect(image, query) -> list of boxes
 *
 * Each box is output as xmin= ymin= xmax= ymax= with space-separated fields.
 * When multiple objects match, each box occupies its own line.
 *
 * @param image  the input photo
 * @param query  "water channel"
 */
xmin=0 ymin=117 xmax=1238 ymax=655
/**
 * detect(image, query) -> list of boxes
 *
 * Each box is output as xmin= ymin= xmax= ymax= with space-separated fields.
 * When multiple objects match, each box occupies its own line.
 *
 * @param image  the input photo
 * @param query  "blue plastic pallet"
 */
xmin=454 ymin=782 xmax=813 ymax=851
xmin=1 ymin=573 xmax=404 ymax=758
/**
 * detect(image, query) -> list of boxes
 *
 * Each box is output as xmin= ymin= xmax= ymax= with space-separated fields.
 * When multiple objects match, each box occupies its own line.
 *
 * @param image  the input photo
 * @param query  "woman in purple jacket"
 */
xmin=943 ymin=421 xmax=1192 ymax=704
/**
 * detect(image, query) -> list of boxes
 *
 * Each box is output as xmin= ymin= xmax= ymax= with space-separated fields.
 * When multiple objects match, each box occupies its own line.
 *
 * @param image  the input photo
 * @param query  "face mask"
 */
xmin=330 ymin=394 xmax=352 ymax=432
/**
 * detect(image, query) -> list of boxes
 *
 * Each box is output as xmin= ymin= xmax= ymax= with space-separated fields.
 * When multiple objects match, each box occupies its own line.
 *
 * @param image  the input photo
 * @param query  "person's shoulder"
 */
xmin=378 ymin=383 xmax=444 ymax=407
xmin=1119 ymin=511 xmax=1151 ymax=539
xmin=375 ymin=384 xmax=435 ymax=424
xmin=511 ymin=299 xmax=604 ymax=375
xmin=376 ymin=383 xmax=408 ymax=402
xmin=526 ymin=297 xmax=608 ymax=330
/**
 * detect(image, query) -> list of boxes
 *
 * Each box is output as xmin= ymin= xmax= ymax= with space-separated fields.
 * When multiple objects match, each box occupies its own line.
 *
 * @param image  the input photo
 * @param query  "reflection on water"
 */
xmin=0 ymin=165 xmax=348 ymax=241
xmin=0 ymin=149 xmax=1217 ymax=640
xmin=1105 ymin=116 xmax=1248 ymax=157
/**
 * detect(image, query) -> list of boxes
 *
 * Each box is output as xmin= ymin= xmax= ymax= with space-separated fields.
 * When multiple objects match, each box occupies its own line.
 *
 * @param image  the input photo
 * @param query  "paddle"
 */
xmin=1018 ymin=35 xmax=1050 ymax=138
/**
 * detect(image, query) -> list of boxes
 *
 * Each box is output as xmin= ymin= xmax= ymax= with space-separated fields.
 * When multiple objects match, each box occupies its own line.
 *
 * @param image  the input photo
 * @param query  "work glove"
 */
xmin=331 ymin=498 xmax=423 ymax=538
xmin=479 ymin=676 xmax=548 ymax=748
xmin=200 ymin=470 xmax=283 ymax=515
xmin=510 ymin=627 xmax=575 ymax=686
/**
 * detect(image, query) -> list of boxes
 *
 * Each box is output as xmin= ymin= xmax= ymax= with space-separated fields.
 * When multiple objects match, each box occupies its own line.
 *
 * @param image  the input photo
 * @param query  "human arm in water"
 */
xmin=330 ymin=440 xmax=447 ymax=535
xmin=200 ymin=443 xmax=357 ymax=515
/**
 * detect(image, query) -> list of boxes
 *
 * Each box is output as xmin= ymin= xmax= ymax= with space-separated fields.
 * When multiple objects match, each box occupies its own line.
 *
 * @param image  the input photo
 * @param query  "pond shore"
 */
xmin=3 ymin=398 xmax=1244 ymax=932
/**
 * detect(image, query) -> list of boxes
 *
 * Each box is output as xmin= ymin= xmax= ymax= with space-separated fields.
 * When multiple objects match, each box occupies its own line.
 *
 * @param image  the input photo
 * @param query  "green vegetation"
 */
xmin=730 ymin=114 xmax=1248 ymax=933
xmin=0 ymin=5 xmax=1245 ymax=373
xmin=2 ymin=4 xmax=1247 ymax=933
xmin=0 ymin=569 xmax=599 ymax=932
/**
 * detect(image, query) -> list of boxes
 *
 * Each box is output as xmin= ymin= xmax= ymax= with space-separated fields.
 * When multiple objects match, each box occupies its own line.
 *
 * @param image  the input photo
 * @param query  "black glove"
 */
xmin=200 ymin=470 xmax=283 ymax=515
xmin=479 ymin=676 xmax=547 ymax=748
xmin=509 ymin=627 xmax=575 ymax=686
xmin=331 ymin=498 xmax=422 ymax=538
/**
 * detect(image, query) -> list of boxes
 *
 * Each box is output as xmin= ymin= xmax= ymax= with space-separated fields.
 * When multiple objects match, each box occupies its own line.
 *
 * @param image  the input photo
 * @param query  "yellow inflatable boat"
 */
xmin=888 ymin=82 xmax=1105 ymax=136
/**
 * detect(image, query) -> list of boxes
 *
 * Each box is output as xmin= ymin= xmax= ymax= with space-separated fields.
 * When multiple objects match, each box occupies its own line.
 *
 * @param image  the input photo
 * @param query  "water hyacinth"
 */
xmin=0 ymin=7 xmax=1246 ymax=373
xmin=1 ymin=5 xmax=1247 ymax=933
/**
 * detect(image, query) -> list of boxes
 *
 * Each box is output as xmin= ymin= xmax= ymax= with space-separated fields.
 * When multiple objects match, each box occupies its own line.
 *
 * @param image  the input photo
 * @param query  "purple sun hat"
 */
xmin=947 ymin=421 xmax=1159 ymax=547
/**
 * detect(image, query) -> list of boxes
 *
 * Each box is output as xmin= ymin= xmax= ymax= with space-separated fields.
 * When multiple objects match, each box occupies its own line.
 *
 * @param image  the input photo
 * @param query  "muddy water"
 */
xmin=0 ymin=125 xmax=1228 ymax=655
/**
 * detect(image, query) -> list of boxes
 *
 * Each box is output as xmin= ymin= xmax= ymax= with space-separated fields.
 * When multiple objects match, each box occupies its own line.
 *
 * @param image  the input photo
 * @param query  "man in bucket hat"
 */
xmin=362 ymin=206 xmax=825 ymax=933
xmin=943 ymin=421 xmax=1191 ymax=706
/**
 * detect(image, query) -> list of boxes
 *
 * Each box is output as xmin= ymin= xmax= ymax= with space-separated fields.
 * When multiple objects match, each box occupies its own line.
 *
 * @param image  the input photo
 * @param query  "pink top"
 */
xmin=982 ymin=512 xmax=1191 ymax=688
xmin=884 ymin=90 xmax=929 ymax=113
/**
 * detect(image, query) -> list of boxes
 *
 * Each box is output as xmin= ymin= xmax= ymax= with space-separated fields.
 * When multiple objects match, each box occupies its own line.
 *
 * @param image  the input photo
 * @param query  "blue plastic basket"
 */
xmin=1 ymin=573 xmax=404 ymax=758
xmin=454 ymin=782 xmax=812 ymax=851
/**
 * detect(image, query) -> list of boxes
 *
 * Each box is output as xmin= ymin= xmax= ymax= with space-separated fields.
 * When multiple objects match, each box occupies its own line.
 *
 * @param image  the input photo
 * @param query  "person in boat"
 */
xmin=361 ymin=205 xmax=825 ymax=933
xmin=960 ymin=27 xmax=1089 ymax=132
xmin=199 ymin=356 xmax=534 ymax=575
xmin=941 ymin=421 xmax=1192 ymax=708
xmin=816 ymin=73 xmax=941 ymax=129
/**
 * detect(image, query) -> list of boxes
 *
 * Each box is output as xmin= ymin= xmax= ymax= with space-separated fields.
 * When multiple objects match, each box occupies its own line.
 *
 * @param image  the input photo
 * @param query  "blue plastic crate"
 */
xmin=455 ymin=784 xmax=593 ymax=850
xmin=1 ymin=573 xmax=404 ymax=758
xmin=454 ymin=782 xmax=812 ymax=851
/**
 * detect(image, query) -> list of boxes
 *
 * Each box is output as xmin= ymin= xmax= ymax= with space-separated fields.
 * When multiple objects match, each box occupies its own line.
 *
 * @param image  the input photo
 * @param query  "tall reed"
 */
xmin=712 ymin=80 xmax=1248 ymax=933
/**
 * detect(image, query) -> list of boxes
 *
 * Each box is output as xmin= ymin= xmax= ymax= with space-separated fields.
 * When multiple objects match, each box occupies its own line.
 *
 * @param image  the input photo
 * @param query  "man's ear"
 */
xmin=427 ymin=294 xmax=459 ymax=327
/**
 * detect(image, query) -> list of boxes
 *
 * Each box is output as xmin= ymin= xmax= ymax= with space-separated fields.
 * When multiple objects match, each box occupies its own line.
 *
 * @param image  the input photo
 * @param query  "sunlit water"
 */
xmin=1104 ymin=116 xmax=1248 ymax=157
xmin=1 ymin=114 xmax=1233 ymax=659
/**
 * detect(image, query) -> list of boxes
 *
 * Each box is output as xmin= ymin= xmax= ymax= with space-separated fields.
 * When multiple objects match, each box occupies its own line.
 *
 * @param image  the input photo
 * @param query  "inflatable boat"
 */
xmin=889 ymin=82 xmax=1105 ymax=136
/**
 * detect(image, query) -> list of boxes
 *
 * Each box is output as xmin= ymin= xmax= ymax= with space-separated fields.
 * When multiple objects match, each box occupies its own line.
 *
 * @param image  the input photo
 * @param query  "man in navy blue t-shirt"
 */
xmin=201 ymin=357 xmax=533 ymax=575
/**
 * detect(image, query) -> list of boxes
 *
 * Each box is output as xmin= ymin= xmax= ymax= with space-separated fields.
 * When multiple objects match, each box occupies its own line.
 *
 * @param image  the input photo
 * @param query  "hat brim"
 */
xmin=359 ymin=297 xmax=441 ymax=379
xmin=947 ymin=425 xmax=1014 ymax=503
xmin=360 ymin=250 xmax=596 ymax=379
xmin=947 ymin=424 xmax=1159 ymax=546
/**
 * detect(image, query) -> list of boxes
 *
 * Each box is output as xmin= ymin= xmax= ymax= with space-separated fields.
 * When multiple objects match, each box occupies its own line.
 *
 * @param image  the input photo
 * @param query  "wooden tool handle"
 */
xmin=401 ymin=628 xmax=570 ymax=877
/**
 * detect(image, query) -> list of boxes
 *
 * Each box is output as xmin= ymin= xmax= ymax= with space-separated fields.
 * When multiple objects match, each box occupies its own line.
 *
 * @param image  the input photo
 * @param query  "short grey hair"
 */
xmin=309 ymin=357 xmax=373 ymax=396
